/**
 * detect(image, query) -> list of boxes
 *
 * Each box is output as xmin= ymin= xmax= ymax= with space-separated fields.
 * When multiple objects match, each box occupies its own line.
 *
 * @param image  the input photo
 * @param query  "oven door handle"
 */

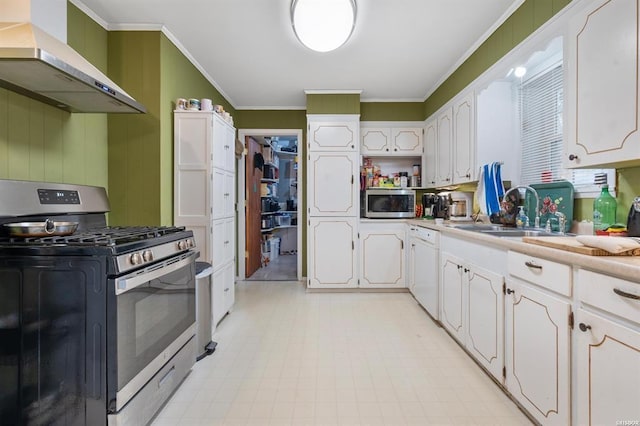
xmin=115 ymin=252 xmax=195 ymax=295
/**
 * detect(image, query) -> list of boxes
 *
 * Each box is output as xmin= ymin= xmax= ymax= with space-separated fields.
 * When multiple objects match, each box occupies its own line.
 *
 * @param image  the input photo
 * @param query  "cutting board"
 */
xmin=523 ymin=236 xmax=640 ymax=256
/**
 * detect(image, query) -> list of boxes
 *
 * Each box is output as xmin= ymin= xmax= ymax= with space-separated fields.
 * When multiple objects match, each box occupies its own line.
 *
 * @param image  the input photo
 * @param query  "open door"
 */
xmin=245 ymin=136 xmax=263 ymax=277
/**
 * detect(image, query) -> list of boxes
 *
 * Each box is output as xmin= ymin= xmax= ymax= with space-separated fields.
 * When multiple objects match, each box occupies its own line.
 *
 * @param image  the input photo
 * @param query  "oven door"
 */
xmin=110 ymin=251 xmax=196 ymax=412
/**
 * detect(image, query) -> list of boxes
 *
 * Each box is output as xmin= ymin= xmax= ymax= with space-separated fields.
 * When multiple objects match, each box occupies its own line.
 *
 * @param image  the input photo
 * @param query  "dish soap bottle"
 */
xmin=593 ymin=184 xmax=617 ymax=232
xmin=516 ymin=206 xmax=529 ymax=229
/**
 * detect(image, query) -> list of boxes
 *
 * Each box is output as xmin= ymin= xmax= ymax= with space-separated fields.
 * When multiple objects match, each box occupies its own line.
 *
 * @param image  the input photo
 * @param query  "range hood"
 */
xmin=0 ymin=22 xmax=146 ymax=113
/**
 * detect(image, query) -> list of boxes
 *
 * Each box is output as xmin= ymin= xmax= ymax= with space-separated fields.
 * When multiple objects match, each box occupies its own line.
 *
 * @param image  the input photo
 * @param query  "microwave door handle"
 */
xmin=115 ymin=253 xmax=195 ymax=295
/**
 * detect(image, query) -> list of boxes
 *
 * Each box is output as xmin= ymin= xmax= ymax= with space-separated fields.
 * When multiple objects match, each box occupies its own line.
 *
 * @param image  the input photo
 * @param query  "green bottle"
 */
xmin=593 ymin=185 xmax=617 ymax=232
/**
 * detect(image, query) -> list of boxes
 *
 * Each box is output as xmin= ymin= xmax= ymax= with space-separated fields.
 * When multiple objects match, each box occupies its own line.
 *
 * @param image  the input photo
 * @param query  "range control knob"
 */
xmin=130 ymin=252 xmax=142 ymax=265
xmin=142 ymin=250 xmax=154 ymax=262
xmin=177 ymin=240 xmax=186 ymax=250
xmin=187 ymin=239 xmax=195 ymax=248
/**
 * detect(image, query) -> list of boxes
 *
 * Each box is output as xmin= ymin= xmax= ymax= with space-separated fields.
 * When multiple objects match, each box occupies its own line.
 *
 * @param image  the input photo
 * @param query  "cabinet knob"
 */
xmin=394 ymin=148 xmax=398 ymax=151
xmin=578 ymin=323 xmax=591 ymax=332
xmin=568 ymin=154 xmax=579 ymax=161
xmin=466 ymin=173 xmax=470 ymax=178
xmin=463 ymin=268 xmax=469 ymax=273
xmin=386 ymin=148 xmax=389 ymax=151
xmin=506 ymin=288 xmax=514 ymax=295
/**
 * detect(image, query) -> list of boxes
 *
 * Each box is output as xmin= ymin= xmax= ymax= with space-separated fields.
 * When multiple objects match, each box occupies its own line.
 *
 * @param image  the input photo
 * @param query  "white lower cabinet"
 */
xmin=307 ymin=217 xmax=358 ymax=288
xmin=359 ymin=224 xmax=405 ymax=288
xmin=504 ymin=278 xmax=571 ymax=426
xmin=575 ymin=270 xmax=640 ymax=425
xmin=212 ymin=262 xmax=234 ymax=327
xmin=440 ymin=248 xmax=504 ymax=381
xmin=440 ymin=252 xmax=465 ymax=342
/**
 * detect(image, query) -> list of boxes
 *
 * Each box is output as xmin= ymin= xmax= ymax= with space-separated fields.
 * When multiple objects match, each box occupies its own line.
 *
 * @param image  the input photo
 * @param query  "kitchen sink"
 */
xmin=445 ymin=223 xmax=571 ymax=238
xmin=479 ymin=229 xmax=559 ymax=237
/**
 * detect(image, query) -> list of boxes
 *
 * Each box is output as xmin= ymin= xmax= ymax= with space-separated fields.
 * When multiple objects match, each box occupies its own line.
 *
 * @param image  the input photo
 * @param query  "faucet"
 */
xmin=502 ymin=185 xmax=540 ymax=228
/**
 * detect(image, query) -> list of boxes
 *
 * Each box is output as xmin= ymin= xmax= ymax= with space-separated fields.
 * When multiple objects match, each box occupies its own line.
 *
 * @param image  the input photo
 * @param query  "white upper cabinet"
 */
xmin=361 ymin=125 xmax=423 ymax=156
xmin=436 ymin=106 xmax=453 ymax=186
xmin=423 ymin=118 xmax=437 ymax=188
xmin=565 ymin=0 xmax=640 ymax=168
xmin=452 ymin=91 xmax=475 ymax=184
xmin=307 ymin=115 xmax=359 ymax=152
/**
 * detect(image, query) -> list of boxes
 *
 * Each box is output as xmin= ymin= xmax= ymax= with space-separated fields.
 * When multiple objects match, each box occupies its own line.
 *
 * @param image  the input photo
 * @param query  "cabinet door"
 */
xmin=174 ymin=112 xmax=212 ymax=257
xmin=211 ymin=219 xmax=225 ymax=267
xmin=391 ymin=128 xmax=423 ymax=155
xmin=466 ymin=264 xmax=503 ymax=381
xmin=308 ymin=120 xmax=358 ymax=152
xmin=308 ymin=217 xmax=358 ymax=288
xmin=223 ymin=122 xmax=236 ymax=171
xmin=360 ymin=229 xmax=405 ymax=288
xmin=211 ymin=266 xmax=226 ymax=326
xmin=436 ymin=107 xmax=453 ymax=186
xmin=440 ymin=252 xmax=465 ymax=342
xmin=565 ymin=0 xmax=640 ymax=168
xmin=223 ymin=217 xmax=235 ymax=266
xmin=505 ymin=280 xmax=571 ymax=426
xmin=423 ymin=119 xmax=437 ymax=188
xmin=411 ymin=238 xmax=438 ymax=318
xmin=453 ymin=92 xmax=475 ymax=184
xmin=575 ymin=309 xmax=640 ymax=426
xmin=308 ymin=152 xmax=358 ymax=217
xmin=223 ymin=171 xmax=235 ymax=218
xmin=212 ymin=168 xmax=226 ymax=220
xmin=361 ymin=128 xmax=390 ymax=155
xmin=222 ymin=262 xmax=235 ymax=314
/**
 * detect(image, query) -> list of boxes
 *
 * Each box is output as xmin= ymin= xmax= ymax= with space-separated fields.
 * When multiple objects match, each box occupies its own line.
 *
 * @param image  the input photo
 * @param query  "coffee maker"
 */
xmin=422 ymin=193 xmax=450 ymax=219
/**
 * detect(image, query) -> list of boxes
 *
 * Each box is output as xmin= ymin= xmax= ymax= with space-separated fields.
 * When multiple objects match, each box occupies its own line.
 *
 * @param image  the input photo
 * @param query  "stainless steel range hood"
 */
xmin=0 ymin=22 xmax=146 ymax=113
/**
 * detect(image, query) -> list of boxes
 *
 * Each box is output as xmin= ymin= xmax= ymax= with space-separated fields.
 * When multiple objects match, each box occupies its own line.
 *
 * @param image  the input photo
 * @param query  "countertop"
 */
xmin=406 ymin=218 xmax=640 ymax=284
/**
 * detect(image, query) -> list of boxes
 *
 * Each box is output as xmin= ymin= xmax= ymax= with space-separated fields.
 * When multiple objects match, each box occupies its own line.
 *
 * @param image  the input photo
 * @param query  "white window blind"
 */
xmin=518 ymin=63 xmax=615 ymax=196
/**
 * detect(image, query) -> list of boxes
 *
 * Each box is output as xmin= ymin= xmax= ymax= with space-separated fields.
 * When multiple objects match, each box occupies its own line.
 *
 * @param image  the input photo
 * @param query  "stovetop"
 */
xmin=1 ymin=225 xmax=188 ymax=247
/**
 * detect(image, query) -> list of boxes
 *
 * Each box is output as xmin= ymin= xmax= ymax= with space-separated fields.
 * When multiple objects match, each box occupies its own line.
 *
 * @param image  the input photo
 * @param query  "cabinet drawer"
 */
xmin=508 ymin=251 xmax=571 ymax=296
xmin=578 ymin=270 xmax=640 ymax=325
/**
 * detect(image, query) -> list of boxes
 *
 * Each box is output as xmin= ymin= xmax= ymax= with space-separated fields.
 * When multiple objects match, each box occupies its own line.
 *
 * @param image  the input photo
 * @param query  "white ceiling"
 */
xmin=72 ymin=0 xmax=523 ymax=110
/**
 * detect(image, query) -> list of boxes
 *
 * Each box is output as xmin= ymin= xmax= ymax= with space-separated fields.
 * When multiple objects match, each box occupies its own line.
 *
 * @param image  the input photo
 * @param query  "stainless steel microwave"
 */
xmin=364 ymin=188 xmax=416 ymax=218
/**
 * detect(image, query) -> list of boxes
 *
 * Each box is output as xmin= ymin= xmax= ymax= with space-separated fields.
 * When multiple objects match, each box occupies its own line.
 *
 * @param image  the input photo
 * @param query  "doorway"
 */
xmin=237 ymin=129 xmax=303 ymax=281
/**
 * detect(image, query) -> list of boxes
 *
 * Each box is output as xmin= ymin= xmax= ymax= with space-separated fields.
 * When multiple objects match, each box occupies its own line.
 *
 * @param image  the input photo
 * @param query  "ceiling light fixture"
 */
xmin=514 ymin=66 xmax=527 ymax=78
xmin=291 ymin=0 xmax=357 ymax=53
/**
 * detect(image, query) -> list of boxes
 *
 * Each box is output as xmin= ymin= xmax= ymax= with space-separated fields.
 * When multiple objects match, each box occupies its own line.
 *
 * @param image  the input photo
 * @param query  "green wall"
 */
xmin=0 ymin=3 xmax=108 ymax=187
xmin=361 ymin=102 xmax=424 ymax=121
xmin=306 ymin=93 xmax=360 ymax=114
xmin=106 ymin=31 xmax=236 ymax=226
xmin=424 ymin=0 xmax=571 ymax=118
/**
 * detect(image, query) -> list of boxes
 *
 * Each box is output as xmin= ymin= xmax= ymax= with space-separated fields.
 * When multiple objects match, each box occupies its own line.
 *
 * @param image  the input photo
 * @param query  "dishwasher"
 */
xmin=408 ymin=226 xmax=440 ymax=319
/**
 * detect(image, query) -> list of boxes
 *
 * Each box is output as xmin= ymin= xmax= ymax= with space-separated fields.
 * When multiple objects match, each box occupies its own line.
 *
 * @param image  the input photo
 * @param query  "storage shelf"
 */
xmin=261 ymin=178 xmax=278 ymax=183
xmin=261 ymin=211 xmax=277 ymax=216
xmin=264 ymin=161 xmax=278 ymax=168
xmin=274 ymin=149 xmax=297 ymax=157
xmin=261 ymin=228 xmax=274 ymax=233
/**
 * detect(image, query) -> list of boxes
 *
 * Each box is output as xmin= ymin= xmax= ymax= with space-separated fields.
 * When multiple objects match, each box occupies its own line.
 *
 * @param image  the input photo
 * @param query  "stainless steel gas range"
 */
xmin=0 ymin=179 xmax=197 ymax=426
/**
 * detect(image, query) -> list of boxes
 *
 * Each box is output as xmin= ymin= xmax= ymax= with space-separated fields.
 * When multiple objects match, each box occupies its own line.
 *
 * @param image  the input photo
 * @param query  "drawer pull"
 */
xmin=506 ymin=288 xmax=515 ymax=295
xmin=579 ymin=323 xmax=591 ymax=332
xmin=525 ymin=261 xmax=542 ymax=270
xmin=613 ymin=288 xmax=640 ymax=300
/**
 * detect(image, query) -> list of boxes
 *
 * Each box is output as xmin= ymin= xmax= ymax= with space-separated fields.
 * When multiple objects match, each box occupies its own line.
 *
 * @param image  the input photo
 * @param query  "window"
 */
xmin=517 ymin=55 xmax=615 ymax=197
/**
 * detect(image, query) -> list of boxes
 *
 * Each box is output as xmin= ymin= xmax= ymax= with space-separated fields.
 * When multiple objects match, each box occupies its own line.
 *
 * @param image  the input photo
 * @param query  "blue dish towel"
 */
xmin=480 ymin=162 xmax=505 ymax=216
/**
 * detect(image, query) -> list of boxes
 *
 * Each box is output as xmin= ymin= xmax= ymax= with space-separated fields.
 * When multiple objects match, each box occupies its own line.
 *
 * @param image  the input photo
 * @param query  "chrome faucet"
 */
xmin=555 ymin=212 xmax=566 ymax=235
xmin=502 ymin=185 xmax=540 ymax=228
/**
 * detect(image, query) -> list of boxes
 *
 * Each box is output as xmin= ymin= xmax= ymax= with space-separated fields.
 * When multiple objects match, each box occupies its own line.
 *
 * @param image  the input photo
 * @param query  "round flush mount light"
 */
xmin=291 ymin=0 xmax=357 ymax=53
xmin=514 ymin=66 xmax=527 ymax=78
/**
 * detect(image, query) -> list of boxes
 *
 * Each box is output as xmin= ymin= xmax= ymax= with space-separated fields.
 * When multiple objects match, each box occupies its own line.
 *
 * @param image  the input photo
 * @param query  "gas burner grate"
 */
xmin=3 ymin=226 xmax=187 ymax=246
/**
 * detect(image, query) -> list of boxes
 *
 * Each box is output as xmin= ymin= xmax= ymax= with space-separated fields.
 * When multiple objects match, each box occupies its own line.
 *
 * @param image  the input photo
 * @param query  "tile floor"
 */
xmin=247 ymin=254 xmax=297 ymax=281
xmin=151 ymin=281 xmax=533 ymax=426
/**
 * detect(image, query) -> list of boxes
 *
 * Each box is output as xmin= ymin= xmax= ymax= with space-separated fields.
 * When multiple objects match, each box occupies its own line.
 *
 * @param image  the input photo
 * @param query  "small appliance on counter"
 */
xmin=627 ymin=197 xmax=640 ymax=237
xmin=422 ymin=193 xmax=451 ymax=219
xmin=364 ymin=188 xmax=415 ymax=218
xmin=449 ymin=191 xmax=473 ymax=221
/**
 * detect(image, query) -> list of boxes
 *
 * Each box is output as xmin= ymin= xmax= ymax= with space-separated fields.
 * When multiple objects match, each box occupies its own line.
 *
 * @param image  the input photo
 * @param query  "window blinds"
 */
xmin=518 ymin=64 xmax=615 ymax=194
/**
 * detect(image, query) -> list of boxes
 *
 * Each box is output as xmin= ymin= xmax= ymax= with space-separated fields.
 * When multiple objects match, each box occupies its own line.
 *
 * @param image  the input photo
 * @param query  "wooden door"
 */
xmin=245 ymin=136 xmax=262 ymax=277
